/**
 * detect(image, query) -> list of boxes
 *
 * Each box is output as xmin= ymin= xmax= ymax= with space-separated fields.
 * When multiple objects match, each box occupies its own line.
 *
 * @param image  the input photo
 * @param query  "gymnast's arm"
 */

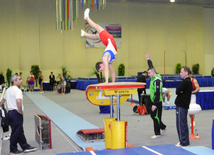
xmin=145 ymin=52 xmax=154 ymax=68
xmin=192 ymin=79 xmax=200 ymax=94
xmin=102 ymin=54 xmax=109 ymax=83
xmin=16 ymin=98 xmax=23 ymax=115
xmin=109 ymin=65 xmax=115 ymax=83
xmin=147 ymin=59 xmax=154 ymax=68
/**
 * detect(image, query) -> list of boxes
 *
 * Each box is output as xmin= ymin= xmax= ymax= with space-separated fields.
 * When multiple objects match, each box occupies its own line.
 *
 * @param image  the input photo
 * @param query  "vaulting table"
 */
xmin=86 ymin=82 xmax=145 ymax=149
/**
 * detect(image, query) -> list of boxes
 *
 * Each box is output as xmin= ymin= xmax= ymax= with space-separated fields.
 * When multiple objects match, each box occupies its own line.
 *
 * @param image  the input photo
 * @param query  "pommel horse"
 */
xmin=85 ymin=82 xmax=145 ymax=149
xmin=86 ymin=82 xmax=145 ymax=119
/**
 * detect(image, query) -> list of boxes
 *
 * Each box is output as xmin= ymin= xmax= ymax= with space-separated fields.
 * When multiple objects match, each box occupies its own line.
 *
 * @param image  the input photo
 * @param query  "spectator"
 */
xmin=27 ymin=71 xmax=34 ymax=93
xmin=175 ymin=66 xmax=192 ymax=147
xmin=49 ymin=72 xmax=55 ymax=92
xmin=0 ymin=71 xmax=6 ymax=89
xmin=39 ymin=71 xmax=44 ymax=93
xmin=137 ymin=71 xmax=147 ymax=104
xmin=189 ymin=72 xmax=200 ymax=128
xmin=0 ymin=74 xmax=37 ymax=154
xmin=162 ymin=87 xmax=172 ymax=105
xmin=211 ymin=67 xmax=214 ymax=77
xmin=59 ymin=74 xmax=66 ymax=95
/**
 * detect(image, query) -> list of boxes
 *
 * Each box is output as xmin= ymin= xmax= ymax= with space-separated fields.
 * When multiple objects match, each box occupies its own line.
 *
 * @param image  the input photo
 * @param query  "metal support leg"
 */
xmin=110 ymin=95 xmax=114 ymax=118
xmin=117 ymin=95 xmax=120 ymax=121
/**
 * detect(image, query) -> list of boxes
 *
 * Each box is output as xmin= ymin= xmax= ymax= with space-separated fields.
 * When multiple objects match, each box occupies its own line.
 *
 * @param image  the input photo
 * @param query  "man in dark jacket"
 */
xmin=137 ymin=71 xmax=147 ymax=104
xmin=49 ymin=72 xmax=55 ymax=92
xmin=175 ymin=66 xmax=192 ymax=147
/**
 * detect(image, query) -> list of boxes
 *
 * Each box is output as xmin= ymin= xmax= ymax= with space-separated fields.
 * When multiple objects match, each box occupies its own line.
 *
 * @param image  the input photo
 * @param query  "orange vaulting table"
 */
xmin=85 ymin=82 xmax=145 ymax=149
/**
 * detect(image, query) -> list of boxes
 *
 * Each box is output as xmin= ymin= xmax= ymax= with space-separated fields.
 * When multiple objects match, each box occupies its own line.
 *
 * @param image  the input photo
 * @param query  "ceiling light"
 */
xmin=170 ymin=0 xmax=175 ymax=2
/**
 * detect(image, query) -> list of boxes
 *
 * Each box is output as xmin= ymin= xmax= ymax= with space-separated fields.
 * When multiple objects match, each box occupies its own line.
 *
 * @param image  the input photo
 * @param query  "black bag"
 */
xmin=1 ymin=104 xmax=9 ymax=132
xmin=1 ymin=117 xmax=9 ymax=132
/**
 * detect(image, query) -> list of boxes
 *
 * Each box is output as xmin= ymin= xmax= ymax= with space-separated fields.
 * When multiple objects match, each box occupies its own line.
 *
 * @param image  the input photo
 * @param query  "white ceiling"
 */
xmin=108 ymin=0 xmax=214 ymax=8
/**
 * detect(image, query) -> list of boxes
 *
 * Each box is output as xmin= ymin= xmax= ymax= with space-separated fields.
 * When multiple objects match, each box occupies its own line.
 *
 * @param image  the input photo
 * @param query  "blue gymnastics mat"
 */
xmin=183 ymin=146 xmax=214 ymax=155
xmin=25 ymin=92 xmax=105 ymax=151
xmin=57 ymin=144 xmax=201 ymax=155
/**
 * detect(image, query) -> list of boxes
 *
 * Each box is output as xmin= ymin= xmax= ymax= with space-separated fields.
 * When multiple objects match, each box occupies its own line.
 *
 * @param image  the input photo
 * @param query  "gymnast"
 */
xmin=81 ymin=8 xmax=117 ymax=83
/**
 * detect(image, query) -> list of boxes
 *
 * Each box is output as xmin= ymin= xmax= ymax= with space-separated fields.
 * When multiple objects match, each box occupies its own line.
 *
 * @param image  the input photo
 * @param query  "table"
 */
xmin=196 ymin=78 xmax=214 ymax=87
xmin=75 ymin=77 xmax=214 ymax=90
xmin=43 ymin=81 xmax=50 ymax=91
xmin=163 ymin=80 xmax=182 ymax=88
xmin=196 ymin=90 xmax=214 ymax=110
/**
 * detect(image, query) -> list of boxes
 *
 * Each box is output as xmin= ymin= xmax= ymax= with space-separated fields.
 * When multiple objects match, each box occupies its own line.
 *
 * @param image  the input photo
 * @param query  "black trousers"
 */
xmin=137 ymin=88 xmax=146 ymax=104
xmin=50 ymin=82 xmax=54 ymax=91
xmin=176 ymin=106 xmax=190 ymax=146
xmin=150 ymin=102 xmax=166 ymax=135
xmin=8 ymin=110 xmax=28 ymax=152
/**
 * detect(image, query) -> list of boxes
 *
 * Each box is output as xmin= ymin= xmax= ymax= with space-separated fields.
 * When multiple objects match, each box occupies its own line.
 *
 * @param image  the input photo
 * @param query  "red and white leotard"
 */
xmin=99 ymin=30 xmax=117 ymax=65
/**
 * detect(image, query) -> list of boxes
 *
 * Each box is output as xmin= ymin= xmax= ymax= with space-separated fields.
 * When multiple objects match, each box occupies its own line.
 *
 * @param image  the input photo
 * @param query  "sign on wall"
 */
xmin=85 ymin=23 xmax=122 ymax=48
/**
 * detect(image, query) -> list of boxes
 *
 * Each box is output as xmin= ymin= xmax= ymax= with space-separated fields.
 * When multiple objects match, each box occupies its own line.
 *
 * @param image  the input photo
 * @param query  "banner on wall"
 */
xmin=85 ymin=23 xmax=122 ymax=48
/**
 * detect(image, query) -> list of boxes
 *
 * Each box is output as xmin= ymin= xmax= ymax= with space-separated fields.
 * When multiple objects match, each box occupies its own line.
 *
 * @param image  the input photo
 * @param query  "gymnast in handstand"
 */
xmin=81 ymin=8 xmax=118 ymax=83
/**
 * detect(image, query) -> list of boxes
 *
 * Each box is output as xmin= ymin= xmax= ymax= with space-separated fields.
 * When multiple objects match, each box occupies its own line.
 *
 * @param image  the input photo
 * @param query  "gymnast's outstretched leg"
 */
xmin=81 ymin=8 xmax=104 ymax=39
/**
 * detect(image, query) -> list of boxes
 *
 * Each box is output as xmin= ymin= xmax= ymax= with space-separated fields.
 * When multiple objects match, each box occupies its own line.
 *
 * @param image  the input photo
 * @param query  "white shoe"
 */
xmin=163 ymin=102 xmax=165 ymax=105
xmin=161 ymin=127 xmax=167 ymax=135
xmin=176 ymin=142 xmax=181 ymax=147
xmin=84 ymin=8 xmax=90 ymax=20
xmin=151 ymin=135 xmax=161 ymax=139
xmin=2 ymin=135 xmax=10 ymax=140
xmin=81 ymin=29 xmax=85 ymax=37
xmin=167 ymin=102 xmax=170 ymax=104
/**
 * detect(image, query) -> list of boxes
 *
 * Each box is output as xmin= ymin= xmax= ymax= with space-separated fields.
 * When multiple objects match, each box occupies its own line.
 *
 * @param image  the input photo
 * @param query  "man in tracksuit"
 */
xmin=175 ymin=66 xmax=192 ymax=146
xmin=145 ymin=52 xmax=167 ymax=138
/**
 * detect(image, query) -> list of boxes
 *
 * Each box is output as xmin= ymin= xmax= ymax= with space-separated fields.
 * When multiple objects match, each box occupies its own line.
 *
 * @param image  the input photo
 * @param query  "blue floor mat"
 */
xmin=25 ymin=92 xmax=105 ymax=151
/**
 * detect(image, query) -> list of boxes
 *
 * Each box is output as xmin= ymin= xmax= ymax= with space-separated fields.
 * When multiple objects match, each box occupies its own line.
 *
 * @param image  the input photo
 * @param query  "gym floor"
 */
xmin=1 ymin=87 xmax=214 ymax=155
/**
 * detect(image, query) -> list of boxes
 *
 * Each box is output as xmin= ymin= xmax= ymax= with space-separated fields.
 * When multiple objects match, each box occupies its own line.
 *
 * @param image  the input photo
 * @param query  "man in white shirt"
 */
xmin=0 ymin=74 xmax=37 ymax=155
